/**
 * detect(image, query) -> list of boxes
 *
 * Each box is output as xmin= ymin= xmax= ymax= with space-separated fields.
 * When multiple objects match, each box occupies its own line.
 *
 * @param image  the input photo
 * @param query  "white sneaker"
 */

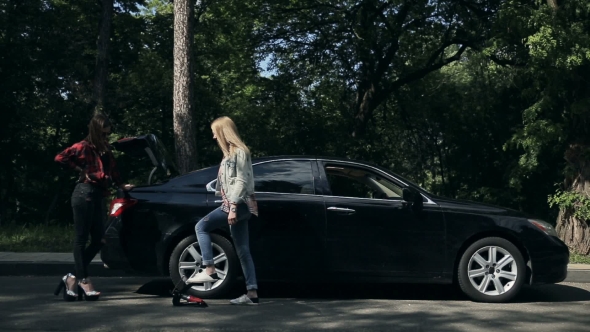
xmin=186 ymin=271 xmax=219 ymax=284
xmin=230 ymin=294 xmax=259 ymax=305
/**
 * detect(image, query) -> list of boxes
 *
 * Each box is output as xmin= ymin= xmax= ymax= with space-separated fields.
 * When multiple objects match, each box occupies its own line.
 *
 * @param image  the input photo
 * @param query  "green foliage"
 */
xmin=498 ymin=0 xmax=590 ymax=190
xmin=1 ymin=0 xmax=590 ymax=230
xmin=569 ymin=251 xmax=590 ymax=264
xmin=252 ymin=0 xmax=503 ymax=135
xmin=0 ymin=224 xmax=73 ymax=252
xmin=549 ymin=190 xmax=590 ymax=221
xmin=141 ymin=0 xmax=172 ymax=15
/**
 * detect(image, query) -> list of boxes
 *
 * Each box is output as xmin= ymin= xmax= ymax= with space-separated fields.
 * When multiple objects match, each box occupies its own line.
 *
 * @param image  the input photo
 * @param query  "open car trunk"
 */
xmin=111 ymin=134 xmax=178 ymax=186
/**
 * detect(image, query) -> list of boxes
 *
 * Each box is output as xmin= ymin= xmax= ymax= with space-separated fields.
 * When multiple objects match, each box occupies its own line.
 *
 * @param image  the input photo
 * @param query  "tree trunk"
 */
xmin=556 ymin=144 xmax=590 ymax=254
xmin=352 ymin=82 xmax=377 ymax=138
xmin=173 ymin=0 xmax=198 ymax=174
xmin=0 ymin=161 xmax=15 ymax=226
xmin=93 ymin=0 xmax=113 ymax=114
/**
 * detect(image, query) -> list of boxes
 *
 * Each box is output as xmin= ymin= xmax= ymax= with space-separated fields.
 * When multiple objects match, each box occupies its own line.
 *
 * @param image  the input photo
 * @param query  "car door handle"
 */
xmin=214 ymin=200 xmax=223 ymax=204
xmin=327 ymin=207 xmax=356 ymax=214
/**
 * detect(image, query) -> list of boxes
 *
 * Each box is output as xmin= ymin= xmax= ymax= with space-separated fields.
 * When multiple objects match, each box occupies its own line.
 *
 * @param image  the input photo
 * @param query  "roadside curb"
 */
xmin=0 ymin=252 xmax=156 ymax=277
xmin=564 ymin=269 xmax=590 ymax=283
xmin=0 ymin=262 xmax=150 ymax=277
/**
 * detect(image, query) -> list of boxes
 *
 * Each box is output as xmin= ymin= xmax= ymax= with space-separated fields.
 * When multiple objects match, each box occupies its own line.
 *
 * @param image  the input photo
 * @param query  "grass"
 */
xmin=0 ymin=224 xmax=73 ymax=252
xmin=569 ymin=251 xmax=590 ymax=264
xmin=1 ymin=225 xmax=590 ymax=265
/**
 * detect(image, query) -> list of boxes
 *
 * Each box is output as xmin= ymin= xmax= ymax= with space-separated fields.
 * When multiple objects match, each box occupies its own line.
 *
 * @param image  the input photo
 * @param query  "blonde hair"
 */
xmin=211 ymin=116 xmax=250 ymax=158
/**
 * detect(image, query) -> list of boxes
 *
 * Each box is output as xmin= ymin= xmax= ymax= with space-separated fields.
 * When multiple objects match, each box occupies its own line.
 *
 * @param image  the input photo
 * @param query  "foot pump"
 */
xmin=171 ymin=278 xmax=208 ymax=307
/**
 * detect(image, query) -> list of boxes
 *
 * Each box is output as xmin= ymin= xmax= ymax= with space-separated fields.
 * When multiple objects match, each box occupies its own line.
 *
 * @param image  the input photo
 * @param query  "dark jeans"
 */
xmin=71 ymin=183 xmax=105 ymax=279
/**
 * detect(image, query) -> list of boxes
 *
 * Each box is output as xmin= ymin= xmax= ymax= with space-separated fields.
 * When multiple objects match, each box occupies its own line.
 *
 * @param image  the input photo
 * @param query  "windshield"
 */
xmin=363 ymin=163 xmax=428 ymax=192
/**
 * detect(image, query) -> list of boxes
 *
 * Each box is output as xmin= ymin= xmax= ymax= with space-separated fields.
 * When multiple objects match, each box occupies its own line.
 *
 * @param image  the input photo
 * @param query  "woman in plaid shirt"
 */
xmin=53 ymin=114 xmax=134 ymax=301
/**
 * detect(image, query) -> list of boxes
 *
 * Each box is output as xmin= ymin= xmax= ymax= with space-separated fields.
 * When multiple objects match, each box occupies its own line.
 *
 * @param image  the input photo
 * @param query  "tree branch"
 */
xmin=391 ymin=44 xmax=468 ymax=91
xmin=489 ymin=54 xmax=527 ymax=67
xmin=373 ymin=1 xmax=412 ymax=82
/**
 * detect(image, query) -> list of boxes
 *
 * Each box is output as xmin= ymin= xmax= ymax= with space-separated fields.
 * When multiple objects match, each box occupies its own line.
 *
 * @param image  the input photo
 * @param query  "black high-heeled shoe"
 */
xmin=77 ymin=278 xmax=100 ymax=301
xmin=54 ymin=273 xmax=78 ymax=301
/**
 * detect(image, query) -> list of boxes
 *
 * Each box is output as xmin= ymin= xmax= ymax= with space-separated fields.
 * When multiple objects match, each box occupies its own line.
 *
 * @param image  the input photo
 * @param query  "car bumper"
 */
xmin=530 ymin=236 xmax=569 ymax=284
xmin=100 ymin=216 xmax=132 ymax=270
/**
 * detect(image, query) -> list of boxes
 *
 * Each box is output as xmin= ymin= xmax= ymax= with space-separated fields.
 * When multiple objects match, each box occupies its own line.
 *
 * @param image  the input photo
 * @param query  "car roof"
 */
xmin=192 ymin=155 xmax=383 ymax=174
xmin=254 ymin=155 xmax=371 ymax=163
xmin=252 ymin=155 xmax=385 ymax=169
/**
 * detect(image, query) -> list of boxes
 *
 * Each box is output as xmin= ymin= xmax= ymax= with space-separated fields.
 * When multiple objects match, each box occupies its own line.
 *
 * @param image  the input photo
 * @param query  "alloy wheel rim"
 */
xmin=467 ymin=245 xmax=518 ymax=296
xmin=178 ymin=241 xmax=229 ymax=292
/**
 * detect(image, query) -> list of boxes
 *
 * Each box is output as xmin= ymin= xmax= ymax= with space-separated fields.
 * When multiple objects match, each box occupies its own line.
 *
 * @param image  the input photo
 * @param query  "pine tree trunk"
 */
xmin=173 ymin=0 xmax=198 ymax=174
xmin=556 ymin=144 xmax=590 ymax=254
xmin=93 ymin=0 xmax=113 ymax=114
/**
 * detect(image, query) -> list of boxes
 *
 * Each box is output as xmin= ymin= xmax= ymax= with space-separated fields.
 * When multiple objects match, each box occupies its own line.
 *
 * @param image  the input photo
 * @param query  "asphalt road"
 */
xmin=1 ymin=277 xmax=589 ymax=332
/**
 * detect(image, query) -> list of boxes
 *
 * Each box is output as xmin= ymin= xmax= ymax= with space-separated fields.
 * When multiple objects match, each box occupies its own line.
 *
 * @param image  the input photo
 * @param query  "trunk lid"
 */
xmin=112 ymin=134 xmax=178 ymax=185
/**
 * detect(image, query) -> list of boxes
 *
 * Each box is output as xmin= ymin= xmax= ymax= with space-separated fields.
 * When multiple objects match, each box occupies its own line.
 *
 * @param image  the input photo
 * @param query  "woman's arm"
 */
xmin=227 ymin=149 xmax=250 ymax=205
xmin=83 ymin=147 xmax=109 ymax=185
xmin=109 ymin=152 xmax=124 ymax=188
xmin=54 ymin=142 xmax=85 ymax=172
xmin=107 ymin=151 xmax=134 ymax=191
xmin=215 ymin=175 xmax=222 ymax=196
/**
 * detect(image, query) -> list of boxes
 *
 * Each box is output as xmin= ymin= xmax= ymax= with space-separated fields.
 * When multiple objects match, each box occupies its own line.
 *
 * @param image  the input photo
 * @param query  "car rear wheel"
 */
xmin=457 ymin=237 xmax=525 ymax=303
xmin=169 ymin=234 xmax=239 ymax=298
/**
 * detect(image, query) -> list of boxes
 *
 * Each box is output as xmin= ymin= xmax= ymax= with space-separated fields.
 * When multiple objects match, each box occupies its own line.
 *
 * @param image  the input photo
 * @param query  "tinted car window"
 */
xmin=253 ymin=161 xmax=314 ymax=194
xmin=325 ymin=165 xmax=402 ymax=199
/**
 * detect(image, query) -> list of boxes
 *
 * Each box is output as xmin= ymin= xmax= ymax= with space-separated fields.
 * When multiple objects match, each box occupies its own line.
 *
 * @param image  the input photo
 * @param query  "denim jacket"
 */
xmin=215 ymin=148 xmax=255 ymax=205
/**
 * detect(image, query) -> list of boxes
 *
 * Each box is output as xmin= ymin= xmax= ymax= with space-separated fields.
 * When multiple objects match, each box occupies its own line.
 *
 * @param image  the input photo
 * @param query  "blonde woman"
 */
xmin=187 ymin=116 xmax=259 ymax=305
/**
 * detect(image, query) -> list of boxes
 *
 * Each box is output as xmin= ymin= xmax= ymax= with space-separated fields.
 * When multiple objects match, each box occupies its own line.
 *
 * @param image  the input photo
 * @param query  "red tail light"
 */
xmin=109 ymin=198 xmax=138 ymax=217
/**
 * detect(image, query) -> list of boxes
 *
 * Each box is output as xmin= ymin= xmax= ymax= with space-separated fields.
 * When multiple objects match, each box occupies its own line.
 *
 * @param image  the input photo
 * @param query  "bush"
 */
xmin=0 ymin=224 xmax=73 ymax=252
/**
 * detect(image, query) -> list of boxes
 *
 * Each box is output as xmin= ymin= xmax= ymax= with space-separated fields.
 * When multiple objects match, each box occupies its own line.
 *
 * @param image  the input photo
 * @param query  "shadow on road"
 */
xmin=135 ymin=278 xmax=175 ymax=296
xmin=514 ymin=283 xmax=590 ymax=303
xmin=134 ymin=278 xmax=590 ymax=303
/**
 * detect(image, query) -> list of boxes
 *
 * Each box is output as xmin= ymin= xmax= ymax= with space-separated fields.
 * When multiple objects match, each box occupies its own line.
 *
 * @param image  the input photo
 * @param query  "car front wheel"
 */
xmin=169 ymin=234 xmax=239 ymax=298
xmin=457 ymin=237 xmax=526 ymax=303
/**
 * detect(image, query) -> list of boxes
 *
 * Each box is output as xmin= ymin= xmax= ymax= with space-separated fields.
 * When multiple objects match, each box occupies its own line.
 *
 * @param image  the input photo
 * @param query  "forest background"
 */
xmin=1 ymin=0 xmax=589 ymax=259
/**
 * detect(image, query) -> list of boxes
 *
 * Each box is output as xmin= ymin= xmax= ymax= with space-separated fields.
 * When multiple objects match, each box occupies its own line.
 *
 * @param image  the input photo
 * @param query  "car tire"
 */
xmin=169 ymin=233 xmax=239 ymax=299
xmin=457 ymin=237 xmax=526 ymax=303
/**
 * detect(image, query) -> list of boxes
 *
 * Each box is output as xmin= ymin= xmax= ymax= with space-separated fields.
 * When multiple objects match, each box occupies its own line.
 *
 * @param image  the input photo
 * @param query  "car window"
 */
xmin=325 ymin=165 xmax=403 ymax=200
xmin=253 ymin=160 xmax=314 ymax=194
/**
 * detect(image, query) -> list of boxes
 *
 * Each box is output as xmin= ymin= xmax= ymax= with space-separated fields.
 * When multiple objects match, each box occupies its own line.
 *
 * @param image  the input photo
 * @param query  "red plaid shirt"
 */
xmin=55 ymin=140 xmax=123 ymax=195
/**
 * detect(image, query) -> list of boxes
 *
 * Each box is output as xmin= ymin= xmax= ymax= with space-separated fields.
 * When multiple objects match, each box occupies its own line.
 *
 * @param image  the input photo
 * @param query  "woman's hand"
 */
xmin=228 ymin=208 xmax=238 ymax=225
xmin=76 ymin=167 xmax=87 ymax=182
xmin=121 ymin=184 xmax=135 ymax=191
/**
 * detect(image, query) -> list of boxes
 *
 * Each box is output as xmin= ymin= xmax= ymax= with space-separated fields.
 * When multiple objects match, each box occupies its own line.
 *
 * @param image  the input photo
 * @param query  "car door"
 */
xmin=318 ymin=161 xmax=446 ymax=280
xmin=250 ymin=159 xmax=327 ymax=280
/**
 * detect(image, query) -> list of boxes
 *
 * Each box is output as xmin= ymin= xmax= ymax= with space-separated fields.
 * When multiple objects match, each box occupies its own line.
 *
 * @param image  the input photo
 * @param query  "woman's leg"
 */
xmin=230 ymin=204 xmax=258 ymax=297
xmin=83 ymin=196 xmax=105 ymax=269
xmin=71 ymin=185 xmax=95 ymax=281
xmin=79 ymin=195 xmax=105 ymax=292
xmin=194 ymin=207 xmax=228 ymax=276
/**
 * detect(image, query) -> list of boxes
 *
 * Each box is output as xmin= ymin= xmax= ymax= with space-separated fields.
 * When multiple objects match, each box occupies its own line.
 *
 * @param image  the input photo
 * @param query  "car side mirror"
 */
xmin=402 ymin=188 xmax=414 ymax=202
xmin=402 ymin=188 xmax=423 ymax=213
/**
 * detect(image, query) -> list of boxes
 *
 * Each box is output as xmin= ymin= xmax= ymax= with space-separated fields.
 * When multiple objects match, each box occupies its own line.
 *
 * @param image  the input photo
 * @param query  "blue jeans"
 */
xmin=195 ymin=204 xmax=258 ymax=291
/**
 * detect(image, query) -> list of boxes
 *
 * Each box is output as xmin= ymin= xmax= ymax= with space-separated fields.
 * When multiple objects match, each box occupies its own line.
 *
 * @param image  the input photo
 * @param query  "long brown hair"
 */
xmin=211 ymin=116 xmax=250 ymax=158
xmin=85 ymin=113 xmax=111 ymax=153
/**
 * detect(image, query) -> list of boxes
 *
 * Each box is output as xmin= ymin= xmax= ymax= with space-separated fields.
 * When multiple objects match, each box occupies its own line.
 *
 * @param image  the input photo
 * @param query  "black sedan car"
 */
xmin=102 ymin=134 xmax=569 ymax=303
